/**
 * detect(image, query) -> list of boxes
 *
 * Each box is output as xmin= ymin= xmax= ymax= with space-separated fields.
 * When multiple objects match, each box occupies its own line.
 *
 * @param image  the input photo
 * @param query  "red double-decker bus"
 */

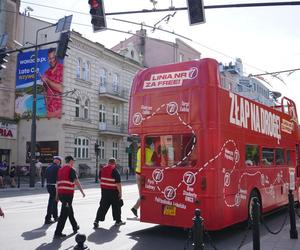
xmin=128 ymin=58 xmax=300 ymax=230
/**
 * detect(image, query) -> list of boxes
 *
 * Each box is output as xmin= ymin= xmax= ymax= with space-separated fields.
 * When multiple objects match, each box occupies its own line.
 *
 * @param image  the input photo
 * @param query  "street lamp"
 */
xmin=29 ymin=23 xmax=56 ymax=187
xmin=28 ymin=15 xmax=73 ymax=187
xmin=23 ymin=7 xmax=34 ymax=45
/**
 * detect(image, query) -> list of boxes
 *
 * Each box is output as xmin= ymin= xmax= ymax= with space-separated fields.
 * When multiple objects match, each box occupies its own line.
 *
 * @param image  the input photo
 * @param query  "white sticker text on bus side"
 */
xmin=229 ymin=92 xmax=281 ymax=143
xmin=143 ymin=67 xmax=198 ymax=89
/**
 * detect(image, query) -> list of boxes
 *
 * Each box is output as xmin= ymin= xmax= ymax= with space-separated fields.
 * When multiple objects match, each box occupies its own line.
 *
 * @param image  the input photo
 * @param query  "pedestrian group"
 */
xmin=44 ymin=155 xmax=128 ymax=239
xmin=1 ymin=147 xmax=145 ymax=238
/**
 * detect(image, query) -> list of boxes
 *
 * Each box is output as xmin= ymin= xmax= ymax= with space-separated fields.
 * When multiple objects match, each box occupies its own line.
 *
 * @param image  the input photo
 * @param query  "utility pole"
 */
xmin=29 ymin=23 xmax=56 ymax=188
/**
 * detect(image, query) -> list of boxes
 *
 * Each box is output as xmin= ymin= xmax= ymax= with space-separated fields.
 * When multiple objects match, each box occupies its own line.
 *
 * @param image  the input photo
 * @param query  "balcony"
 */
xmin=98 ymin=122 xmax=128 ymax=136
xmin=99 ymin=83 xmax=129 ymax=102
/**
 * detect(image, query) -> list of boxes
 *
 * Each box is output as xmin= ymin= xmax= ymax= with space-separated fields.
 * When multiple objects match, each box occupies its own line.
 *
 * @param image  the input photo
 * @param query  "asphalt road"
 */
xmin=0 ymin=182 xmax=299 ymax=250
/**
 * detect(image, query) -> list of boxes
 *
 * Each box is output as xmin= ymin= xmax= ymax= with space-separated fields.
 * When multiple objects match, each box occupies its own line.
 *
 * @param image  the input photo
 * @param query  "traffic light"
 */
xmin=0 ymin=48 xmax=9 ymax=70
xmin=88 ymin=0 xmax=107 ymax=32
xmin=56 ymin=31 xmax=71 ymax=60
xmin=186 ymin=0 xmax=206 ymax=25
xmin=95 ymin=143 xmax=100 ymax=155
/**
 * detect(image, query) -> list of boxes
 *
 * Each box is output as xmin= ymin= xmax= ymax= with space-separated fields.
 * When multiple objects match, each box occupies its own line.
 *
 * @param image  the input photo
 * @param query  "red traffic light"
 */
xmin=88 ymin=0 xmax=107 ymax=32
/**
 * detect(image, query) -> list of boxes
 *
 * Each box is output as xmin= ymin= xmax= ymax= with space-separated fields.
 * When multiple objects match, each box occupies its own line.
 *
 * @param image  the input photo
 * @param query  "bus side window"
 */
xmin=287 ymin=150 xmax=296 ymax=166
xmin=275 ymin=148 xmax=285 ymax=165
xmin=245 ymin=145 xmax=259 ymax=166
xmin=262 ymin=147 xmax=274 ymax=166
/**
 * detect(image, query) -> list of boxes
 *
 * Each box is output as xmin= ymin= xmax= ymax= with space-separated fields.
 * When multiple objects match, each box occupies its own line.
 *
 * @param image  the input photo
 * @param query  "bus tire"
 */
xmin=248 ymin=190 xmax=261 ymax=222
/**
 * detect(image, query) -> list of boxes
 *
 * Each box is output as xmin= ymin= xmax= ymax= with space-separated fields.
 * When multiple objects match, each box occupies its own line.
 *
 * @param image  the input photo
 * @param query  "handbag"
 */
xmin=119 ymin=199 xmax=124 ymax=207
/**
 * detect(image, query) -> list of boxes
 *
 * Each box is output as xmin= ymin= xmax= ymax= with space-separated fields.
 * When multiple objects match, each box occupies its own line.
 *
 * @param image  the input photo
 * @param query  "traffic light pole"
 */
xmin=95 ymin=152 xmax=99 ymax=183
xmin=29 ymin=23 xmax=56 ymax=188
xmin=105 ymin=1 xmax=300 ymax=16
xmin=94 ymin=143 xmax=100 ymax=183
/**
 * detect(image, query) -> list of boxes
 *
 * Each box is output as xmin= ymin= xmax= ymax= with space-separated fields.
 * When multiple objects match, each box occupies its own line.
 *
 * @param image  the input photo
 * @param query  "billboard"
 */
xmin=15 ymin=48 xmax=64 ymax=118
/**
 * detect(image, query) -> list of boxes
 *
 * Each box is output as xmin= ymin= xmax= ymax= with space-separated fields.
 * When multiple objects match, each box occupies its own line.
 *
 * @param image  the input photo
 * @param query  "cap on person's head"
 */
xmin=108 ymin=157 xmax=116 ymax=164
xmin=53 ymin=156 xmax=62 ymax=162
xmin=65 ymin=155 xmax=74 ymax=163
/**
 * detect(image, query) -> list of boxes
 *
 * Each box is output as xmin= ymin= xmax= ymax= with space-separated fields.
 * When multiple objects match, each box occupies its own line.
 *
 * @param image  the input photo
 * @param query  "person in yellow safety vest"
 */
xmin=131 ymin=137 xmax=156 ymax=217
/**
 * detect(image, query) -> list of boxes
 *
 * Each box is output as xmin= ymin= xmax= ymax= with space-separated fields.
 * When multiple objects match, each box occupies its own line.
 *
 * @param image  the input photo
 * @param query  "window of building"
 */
xmin=262 ymin=147 xmax=274 ymax=165
xmin=74 ymin=136 xmax=89 ymax=159
xmin=112 ymin=73 xmax=119 ymax=92
xmin=82 ymin=61 xmax=90 ymax=81
xmin=84 ymin=99 xmax=89 ymax=119
xmin=275 ymin=148 xmax=285 ymax=165
xmin=75 ymin=98 xmax=80 ymax=118
xmin=112 ymin=141 xmax=118 ymax=159
xmin=100 ymin=68 xmax=107 ymax=87
xmin=76 ymin=58 xmax=81 ymax=78
xmin=245 ymin=145 xmax=259 ymax=166
xmin=99 ymin=104 xmax=106 ymax=122
xmin=112 ymin=106 xmax=119 ymax=126
xmin=99 ymin=140 xmax=105 ymax=159
xmin=179 ymin=53 xmax=184 ymax=62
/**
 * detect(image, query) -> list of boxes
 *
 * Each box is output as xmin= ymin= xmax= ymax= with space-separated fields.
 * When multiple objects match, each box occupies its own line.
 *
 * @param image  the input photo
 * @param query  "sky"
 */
xmin=19 ymin=0 xmax=300 ymax=113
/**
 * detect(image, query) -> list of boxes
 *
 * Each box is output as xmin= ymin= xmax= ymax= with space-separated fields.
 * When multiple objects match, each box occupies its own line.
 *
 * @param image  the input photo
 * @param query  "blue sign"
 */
xmin=15 ymin=48 xmax=64 ymax=119
xmin=16 ymin=49 xmax=48 ymax=89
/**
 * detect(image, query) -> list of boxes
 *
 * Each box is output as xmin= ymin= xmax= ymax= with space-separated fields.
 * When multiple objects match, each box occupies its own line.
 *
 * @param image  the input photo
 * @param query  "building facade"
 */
xmin=0 ymin=0 xmax=20 ymax=167
xmin=111 ymin=29 xmax=201 ymax=67
xmin=16 ymin=19 xmax=142 ymax=175
xmin=219 ymin=58 xmax=275 ymax=107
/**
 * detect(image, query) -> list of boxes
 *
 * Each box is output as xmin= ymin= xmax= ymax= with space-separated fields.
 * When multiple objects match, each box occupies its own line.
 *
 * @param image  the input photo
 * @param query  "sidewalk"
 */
xmin=241 ymin=223 xmax=300 ymax=250
xmin=0 ymin=173 xmax=136 ymax=192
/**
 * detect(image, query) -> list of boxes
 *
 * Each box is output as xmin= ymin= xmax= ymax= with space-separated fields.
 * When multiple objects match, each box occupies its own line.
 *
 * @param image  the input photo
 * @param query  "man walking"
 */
xmin=93 ymin=158 xmax=125 ymax=228
xmin=54 ymin=156 xmax=85 ymax=238
xmin=44 ymin=156 xmax=62 ymax=224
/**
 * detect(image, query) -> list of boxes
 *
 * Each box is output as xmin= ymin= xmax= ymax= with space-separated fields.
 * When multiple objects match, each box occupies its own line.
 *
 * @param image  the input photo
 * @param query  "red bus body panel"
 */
xmin=129 ymin=58 xmax=300 ymax=230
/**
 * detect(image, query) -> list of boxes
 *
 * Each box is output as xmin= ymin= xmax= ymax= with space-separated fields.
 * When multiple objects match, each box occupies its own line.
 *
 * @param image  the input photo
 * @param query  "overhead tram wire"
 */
xmin=10 ymin=3 xmax=300 ymax=85
xmin=4 ymin=9 xmax=296 ymax=89
xmin=17 ymin=2 xmax=298 ymax=77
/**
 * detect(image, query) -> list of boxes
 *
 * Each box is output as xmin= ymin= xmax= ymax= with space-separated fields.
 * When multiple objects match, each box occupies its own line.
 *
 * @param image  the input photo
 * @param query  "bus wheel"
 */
xmin=248 ymin=190 xmax=261 ymax=222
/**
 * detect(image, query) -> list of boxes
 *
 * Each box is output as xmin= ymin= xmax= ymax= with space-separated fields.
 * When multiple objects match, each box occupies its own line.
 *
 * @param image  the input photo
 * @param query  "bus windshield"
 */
xmin=144 ymin=134 xmax=197 ymax=168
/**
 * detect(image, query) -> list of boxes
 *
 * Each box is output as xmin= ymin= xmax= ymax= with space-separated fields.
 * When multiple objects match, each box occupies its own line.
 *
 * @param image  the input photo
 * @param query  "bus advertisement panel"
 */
xmin=128 ymin=58 xmax=300 ymax=230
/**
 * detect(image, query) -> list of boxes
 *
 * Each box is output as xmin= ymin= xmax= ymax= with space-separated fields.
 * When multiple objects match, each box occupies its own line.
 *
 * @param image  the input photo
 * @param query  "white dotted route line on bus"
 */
xmin=133 ymin=101 xmax=197 ymax=169
xmin=155 ymin=140 xmax=236 ymax=200
xmin=135 ymin=103 xmax=289 ymax=204
xmin=222 ymin=143 xmax=289 ymax=208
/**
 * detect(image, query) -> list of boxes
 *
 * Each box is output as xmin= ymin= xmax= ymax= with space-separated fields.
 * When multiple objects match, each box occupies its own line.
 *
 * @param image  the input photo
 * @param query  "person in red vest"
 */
xmin=54 ymin=156 xmax=85 ymax=238
xmin=93 ymin=157 xmax=125 ymax=228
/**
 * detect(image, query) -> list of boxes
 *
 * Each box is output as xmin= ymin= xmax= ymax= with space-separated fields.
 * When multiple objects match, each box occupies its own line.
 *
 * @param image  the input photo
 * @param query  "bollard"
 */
xmin=288 ymin=190 xmax=298 ymax=239
xmin=192 ymin=208 xmax=204 ymax=250
xmin=252 ymin=197 xmax=260 ymax=250
xmin=74 ymin=234 xmax=89 ymax=250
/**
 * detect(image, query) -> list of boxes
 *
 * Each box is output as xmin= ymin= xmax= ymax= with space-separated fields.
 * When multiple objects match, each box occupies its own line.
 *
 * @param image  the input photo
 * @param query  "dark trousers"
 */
xmin=45 ymin=185 xmax=58 ymax=221
xmin=54 ymin=194 xmax=78 ymax=235
xmin=95 ymin=189 xmax=121 ymax=223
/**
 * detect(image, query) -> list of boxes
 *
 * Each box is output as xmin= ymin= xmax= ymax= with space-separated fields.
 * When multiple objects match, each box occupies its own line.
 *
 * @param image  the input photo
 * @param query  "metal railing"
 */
xmin=99 ymin=82 xmax=129 ymax=101
xmin=98 ymin=121 xmax=128 ymax=134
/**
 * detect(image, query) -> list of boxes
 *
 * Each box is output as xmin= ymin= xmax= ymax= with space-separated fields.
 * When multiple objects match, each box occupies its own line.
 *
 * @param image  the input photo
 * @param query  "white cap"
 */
xmin=53 ymin=156 xmax=63 ymax=162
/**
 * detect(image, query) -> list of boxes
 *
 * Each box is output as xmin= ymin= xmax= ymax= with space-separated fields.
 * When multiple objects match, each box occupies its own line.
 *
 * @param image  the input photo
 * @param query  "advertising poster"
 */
xmin=15 ymin=48 xmax=64 ymax=118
